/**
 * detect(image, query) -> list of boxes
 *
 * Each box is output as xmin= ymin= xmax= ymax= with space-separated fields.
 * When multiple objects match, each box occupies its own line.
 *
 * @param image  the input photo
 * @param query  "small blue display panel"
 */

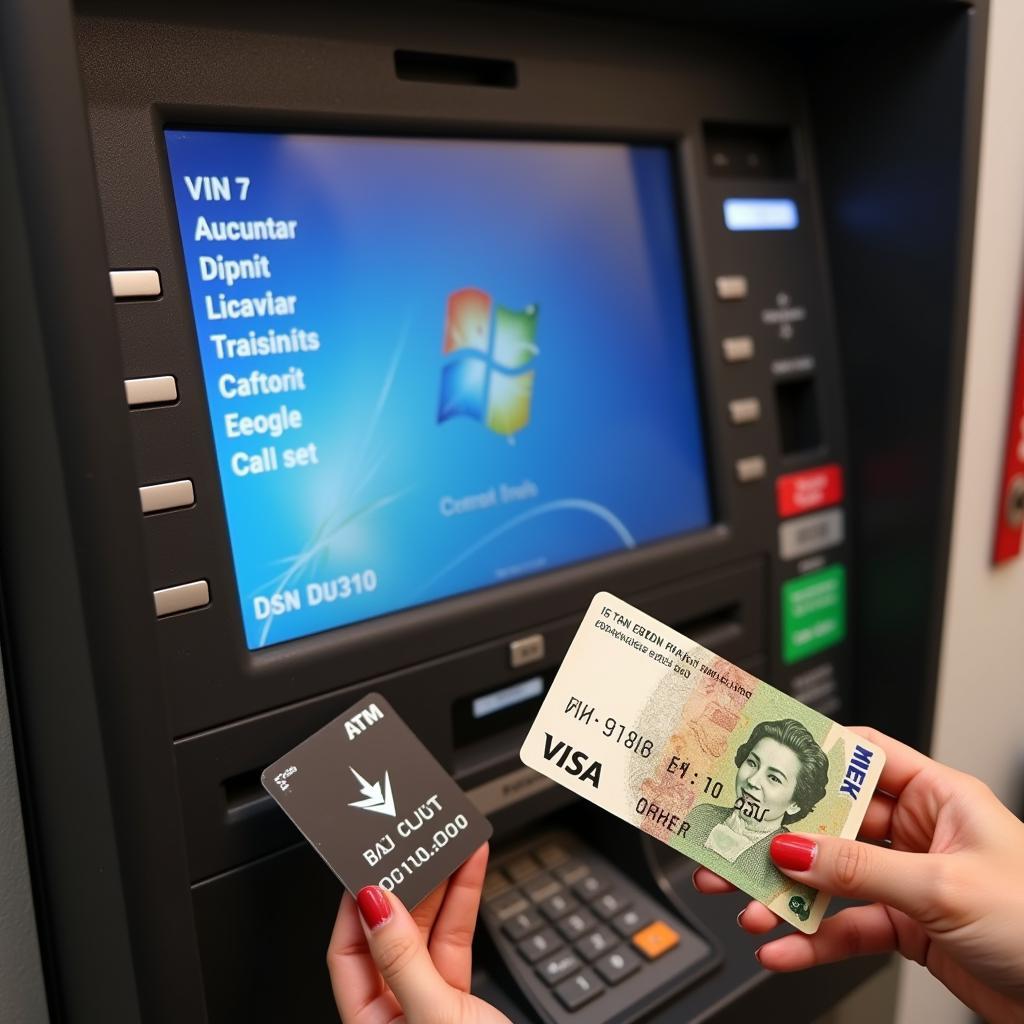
xmin=165 ymin=130 xmax=712 ymax=649
xmin=723 ymin=197 xmax=799 ymax=231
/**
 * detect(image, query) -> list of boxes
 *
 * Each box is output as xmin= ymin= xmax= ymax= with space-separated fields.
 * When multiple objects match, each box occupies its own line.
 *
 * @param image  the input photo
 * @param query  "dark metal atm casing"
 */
xmin=0 ymin=1 xmax=986 ymax=1021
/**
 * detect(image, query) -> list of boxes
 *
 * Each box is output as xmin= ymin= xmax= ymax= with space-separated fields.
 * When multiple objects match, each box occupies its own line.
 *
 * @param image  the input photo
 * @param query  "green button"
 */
xmin=781 ymin=565 xmax=846 ymax=664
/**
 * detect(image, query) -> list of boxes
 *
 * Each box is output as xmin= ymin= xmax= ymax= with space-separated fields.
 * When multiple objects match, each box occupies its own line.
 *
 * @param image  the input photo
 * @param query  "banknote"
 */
xmin=520 ymin=592 xmax=885 ymax=933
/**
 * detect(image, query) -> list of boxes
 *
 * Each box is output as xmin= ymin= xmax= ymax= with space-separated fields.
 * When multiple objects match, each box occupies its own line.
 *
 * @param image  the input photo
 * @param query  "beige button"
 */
xmin=509 ymin=634 xmax=545 ymax=668
xmin=735 ymin=455 xmax=767 ymax=482
xmin=153 ymin=580 xmax=209 ymax=618
xmin=110 ymin=269 xmax=161 ymax=299
xmin=125 ymin=376 xmax=178 ymax=407
xmin=728 ymin=397 xmax=762 ymax=425
xmin=722 ymin=336 xmax=755 ymax=362
xmin=139 ymin=479 xmax=194 ymax=514
xmin=715 ymin=275 xmax=749 ymax=300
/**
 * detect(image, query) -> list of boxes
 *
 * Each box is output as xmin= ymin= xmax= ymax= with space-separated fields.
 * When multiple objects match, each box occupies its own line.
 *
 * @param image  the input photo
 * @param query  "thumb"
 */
xmin=770 ymin=833 xmax=943 ymax=923
xmin=356 ymin=885 xmax=454 ymax=1022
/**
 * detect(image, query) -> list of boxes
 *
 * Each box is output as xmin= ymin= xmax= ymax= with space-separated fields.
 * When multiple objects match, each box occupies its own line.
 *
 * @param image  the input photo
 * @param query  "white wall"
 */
xmin=896 ymin=1 xmax=1024 ymax=1020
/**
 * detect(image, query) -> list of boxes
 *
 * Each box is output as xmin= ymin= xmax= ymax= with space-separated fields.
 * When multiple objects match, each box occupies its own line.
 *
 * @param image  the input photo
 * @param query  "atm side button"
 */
xmin=631 ymin=921 xmax=680 ymax=960
xmin=729 ymin=397 xmax=762 ymax=425
xmin=715 ymin=274 xmax=749 ymax=300
xmin=139 ymin=479 xmax=194 ymax=515
xmin=735 ymin=455 xmax=767 ymax=482
xmin=110 ymin=269 xmax=162 ymax=299
xmin=722 ymin=335 xmax=756 ymax=362
xmin=153 ymin=580 xmax=209 ymax=618
xmin=125 ymin=375 xmax=178 ymax=407
xmin=509 ymin=633 xmax=545 ymax=668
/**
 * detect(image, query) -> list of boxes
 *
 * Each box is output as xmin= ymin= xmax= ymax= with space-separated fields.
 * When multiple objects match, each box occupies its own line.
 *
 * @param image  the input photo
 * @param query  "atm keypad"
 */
xmin=537 ymin=951 xmax=583 ymax=985
xmin=572 ymin=873 xmax=608 ymax=900
xmin=523 ymin=874 xmax=563 ymax=904
xmin=611 ymin=908 xmax=650 ymax=937
xmin=592 ymin=890 xmax=629 ymax=919
xmin=575 ymin=926 xmax=616 ymax=962
xmin=540 ymin=891 xmax=577 ymax=920
xmin=481 ymin=831 xmax=718 ymax=1024
xmin=504 ymin=907 xmax=545 ymax=941
xmin=553 ymin=969 xmax=604 ymax=1011
xmin=556 ymin=908 xmax=595 ymax=941
xmin=519 ymin=929 xmax=562 ymax=963
xmin=594 ymin=948 xmax=642 ymax=986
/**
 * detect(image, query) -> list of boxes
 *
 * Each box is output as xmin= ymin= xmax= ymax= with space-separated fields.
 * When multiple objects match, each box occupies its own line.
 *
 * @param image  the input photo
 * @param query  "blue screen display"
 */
xmin=164 ymin=129 xmax=712 ymax=649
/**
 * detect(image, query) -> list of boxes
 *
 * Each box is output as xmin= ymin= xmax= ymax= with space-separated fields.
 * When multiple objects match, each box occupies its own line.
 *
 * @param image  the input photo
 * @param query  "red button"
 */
xmin=776 ymin=464 xmax=843 ymax=518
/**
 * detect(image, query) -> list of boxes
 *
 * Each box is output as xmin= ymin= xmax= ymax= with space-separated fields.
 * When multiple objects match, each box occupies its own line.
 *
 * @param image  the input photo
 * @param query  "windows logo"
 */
xmin=437 ymin=288 xmax=539 ymax=437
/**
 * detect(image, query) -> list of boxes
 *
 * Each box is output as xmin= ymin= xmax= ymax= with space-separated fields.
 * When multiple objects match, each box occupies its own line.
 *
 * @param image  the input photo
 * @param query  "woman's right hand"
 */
xmin=694 ymin=727 xmax=1024 ymax=1023
xmin=328 ymin=844 xmax=513 ymax=1024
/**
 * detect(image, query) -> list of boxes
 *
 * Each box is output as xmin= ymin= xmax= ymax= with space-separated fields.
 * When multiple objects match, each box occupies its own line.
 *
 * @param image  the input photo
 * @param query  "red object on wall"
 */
xmin=776 ymin=464 xmax=844 ymax=519
xmin=993 ymin=295 xmax=1024 ymax=565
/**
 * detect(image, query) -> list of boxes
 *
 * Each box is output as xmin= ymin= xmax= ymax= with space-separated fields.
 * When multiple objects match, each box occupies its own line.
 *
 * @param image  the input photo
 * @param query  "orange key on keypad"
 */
xmin=631 ymin=920 xmax=680 ymax=960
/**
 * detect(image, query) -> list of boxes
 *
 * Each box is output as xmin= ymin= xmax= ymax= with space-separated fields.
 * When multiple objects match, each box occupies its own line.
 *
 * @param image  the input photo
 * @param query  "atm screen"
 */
xmin=165 ymin=129 xmax=712 ymax=649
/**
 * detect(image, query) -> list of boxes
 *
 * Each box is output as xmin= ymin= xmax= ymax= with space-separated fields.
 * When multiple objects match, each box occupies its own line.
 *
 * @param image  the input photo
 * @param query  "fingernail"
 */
xmin=736 ymin=909 xmax=746 ymax=928
xmin=356 ymin=886 xmax=391 ymax=930
xmin=754 ymin=946 xmax=764 ymax=964
xmin=770 ymin=834 xmax=816 ymax=871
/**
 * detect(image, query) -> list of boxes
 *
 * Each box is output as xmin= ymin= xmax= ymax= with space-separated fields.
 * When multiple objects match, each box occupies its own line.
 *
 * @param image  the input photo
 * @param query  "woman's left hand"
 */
xmin=327 ymin=843 xmax=513 ymax=1024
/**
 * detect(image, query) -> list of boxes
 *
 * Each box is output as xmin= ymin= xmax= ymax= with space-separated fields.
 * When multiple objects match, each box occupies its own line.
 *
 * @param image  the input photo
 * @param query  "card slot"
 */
xmin=223 ymin=768 xmax=275 ymax=824
xmin=671 ymin=603 xmax=742 ymax=649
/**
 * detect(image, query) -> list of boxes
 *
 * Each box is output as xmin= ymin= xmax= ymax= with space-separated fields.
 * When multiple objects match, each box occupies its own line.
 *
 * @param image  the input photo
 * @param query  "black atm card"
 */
xmin=261 ymin=693 xmax=492 ymax=910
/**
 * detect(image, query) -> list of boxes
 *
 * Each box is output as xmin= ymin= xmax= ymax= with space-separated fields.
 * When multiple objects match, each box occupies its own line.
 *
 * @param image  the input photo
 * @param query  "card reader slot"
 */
xmin=223 ymin=768 xmax=274 ymax=824
xmin=671 ymin=603 xmax=742 ymax=650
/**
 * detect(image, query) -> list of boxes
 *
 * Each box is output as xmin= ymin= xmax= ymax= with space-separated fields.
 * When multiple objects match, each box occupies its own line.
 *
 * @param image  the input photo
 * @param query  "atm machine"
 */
xmin=0 ymin=1 xmax=986 ymax=1021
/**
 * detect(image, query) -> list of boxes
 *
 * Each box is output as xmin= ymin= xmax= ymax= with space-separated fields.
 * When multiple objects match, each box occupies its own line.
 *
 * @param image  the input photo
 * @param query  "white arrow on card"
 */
xmin=348 ymin=767 xmax=397 ymax=817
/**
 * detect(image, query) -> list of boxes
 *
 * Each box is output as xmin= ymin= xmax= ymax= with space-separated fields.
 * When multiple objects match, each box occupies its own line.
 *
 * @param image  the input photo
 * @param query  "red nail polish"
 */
xmin=356 ymin=886 xmax=391 ymax=930
xmin=770 ymin=834 xmax=816 ymax=871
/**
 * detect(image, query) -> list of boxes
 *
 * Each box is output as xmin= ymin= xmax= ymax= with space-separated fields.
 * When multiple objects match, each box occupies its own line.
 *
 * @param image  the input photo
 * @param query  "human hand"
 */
xmin=328 ymin=843 xmax=512 ymax=1024
xmin=693 ymin=727 xmax=1024 ymax=1024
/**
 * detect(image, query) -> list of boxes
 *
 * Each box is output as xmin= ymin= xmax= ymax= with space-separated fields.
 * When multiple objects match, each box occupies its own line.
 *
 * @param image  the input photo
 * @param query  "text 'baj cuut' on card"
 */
xmin=521 ymin=593 xmax=885 ymax=933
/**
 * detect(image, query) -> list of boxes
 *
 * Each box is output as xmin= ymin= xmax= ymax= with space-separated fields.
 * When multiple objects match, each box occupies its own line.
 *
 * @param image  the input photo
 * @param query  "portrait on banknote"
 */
xmin=683 ymin=718 xmax=829 ymax=901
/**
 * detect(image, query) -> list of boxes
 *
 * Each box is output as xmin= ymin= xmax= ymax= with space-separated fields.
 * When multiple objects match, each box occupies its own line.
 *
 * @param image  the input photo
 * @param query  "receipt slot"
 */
xmin=0 ymin=1 xmax=988 ymax=1022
